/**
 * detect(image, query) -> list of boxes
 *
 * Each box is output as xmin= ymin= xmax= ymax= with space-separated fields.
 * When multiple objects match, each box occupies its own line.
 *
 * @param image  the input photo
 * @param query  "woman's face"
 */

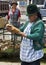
xmin=12 ymin=4 xmax=17 ymax=9
xmin=28 ymin=13 xmax=38 ymax=22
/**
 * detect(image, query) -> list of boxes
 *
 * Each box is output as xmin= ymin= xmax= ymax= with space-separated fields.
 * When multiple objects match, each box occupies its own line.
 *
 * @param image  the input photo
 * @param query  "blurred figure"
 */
xmin=8 ymin=1 xmax=21 ymax=27
xmin=7 ymin=1 xmax=21 ymax=41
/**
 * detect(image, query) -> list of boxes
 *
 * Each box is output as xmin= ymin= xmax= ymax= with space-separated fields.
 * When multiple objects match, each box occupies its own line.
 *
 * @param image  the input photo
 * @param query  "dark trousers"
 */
xmin=21 ymin=59 xmax=40 ymax=65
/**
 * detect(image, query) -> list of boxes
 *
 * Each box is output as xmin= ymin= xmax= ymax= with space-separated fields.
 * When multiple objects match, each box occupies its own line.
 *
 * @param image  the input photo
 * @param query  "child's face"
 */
xmin=28 ymin=13 xmax=37 ymax=22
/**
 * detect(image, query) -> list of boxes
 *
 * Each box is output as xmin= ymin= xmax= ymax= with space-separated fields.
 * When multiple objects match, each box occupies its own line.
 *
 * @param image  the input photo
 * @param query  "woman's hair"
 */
xmin=37 ymin=12 xmax=42 ymax=19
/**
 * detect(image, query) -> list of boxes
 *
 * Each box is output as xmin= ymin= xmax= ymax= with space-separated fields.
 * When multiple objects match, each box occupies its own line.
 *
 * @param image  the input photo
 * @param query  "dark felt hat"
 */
xmin=27 ymin=4 xmax=39 ymax=16
xmin=11 ymin=1 xmax=18 ymax=6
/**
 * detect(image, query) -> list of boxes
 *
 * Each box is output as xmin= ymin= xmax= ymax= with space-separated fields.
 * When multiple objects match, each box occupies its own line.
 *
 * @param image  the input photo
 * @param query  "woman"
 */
xmin=6 ymin=4 xmax=45 ymax=65
xmin=7 ymin=2 xmax=21 ymax=41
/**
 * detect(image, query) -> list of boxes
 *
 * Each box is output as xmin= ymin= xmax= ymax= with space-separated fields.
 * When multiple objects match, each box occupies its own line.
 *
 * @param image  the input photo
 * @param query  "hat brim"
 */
xmin=26 ymin=13 xmax=34 ymax=16
xmin=11 ymin=3 xmax=18 ymax=6
xmin=26 ymin=12 xmax=38 ymax=16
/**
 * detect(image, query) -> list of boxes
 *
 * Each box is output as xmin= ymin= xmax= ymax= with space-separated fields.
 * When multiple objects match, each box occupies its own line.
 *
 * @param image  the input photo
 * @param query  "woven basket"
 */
xmin=0 ymin=17 xmax=8 ymax=28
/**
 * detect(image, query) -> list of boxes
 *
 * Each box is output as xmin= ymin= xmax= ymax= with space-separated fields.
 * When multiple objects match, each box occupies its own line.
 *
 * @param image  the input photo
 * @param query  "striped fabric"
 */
xmin=20 ymin=22 xmax=44 ymax=62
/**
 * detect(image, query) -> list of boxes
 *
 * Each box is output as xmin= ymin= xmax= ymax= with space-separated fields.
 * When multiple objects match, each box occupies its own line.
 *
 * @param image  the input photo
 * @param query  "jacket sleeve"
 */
xmin=27 ymin=22 xmax=45 ymax=40
xmin=20 ymin=21 xmax=28 ymax=32
xmin=16 ymin=21 xmax=28 ymax=36
xmin=19 ymin=24 xmax=25 ymax=32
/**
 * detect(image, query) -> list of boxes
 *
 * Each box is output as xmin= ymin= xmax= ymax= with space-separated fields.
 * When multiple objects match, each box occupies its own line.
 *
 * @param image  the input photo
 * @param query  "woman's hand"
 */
xmin=19 ymin=32 xmax=27 ymax=37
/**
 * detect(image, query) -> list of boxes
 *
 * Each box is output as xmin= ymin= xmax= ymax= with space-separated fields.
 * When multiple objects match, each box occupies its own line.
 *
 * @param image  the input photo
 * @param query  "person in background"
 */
xmin=6 ymin=4 xmax=45 ymax=65
xmin=7 ymin=1 xmax=21 ymax=41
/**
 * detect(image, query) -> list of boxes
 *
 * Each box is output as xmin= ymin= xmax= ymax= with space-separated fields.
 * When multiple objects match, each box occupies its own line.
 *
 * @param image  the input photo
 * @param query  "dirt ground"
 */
xmin=0 ymin=62 xmax=46 ymax=65
xmin=0 ymin=62 xmax=20 ymax=65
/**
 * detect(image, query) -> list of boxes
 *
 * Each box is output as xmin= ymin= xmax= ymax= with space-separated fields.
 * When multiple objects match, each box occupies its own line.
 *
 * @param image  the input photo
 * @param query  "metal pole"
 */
xmin=27 ymin=0 xmax=29 ymax=5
